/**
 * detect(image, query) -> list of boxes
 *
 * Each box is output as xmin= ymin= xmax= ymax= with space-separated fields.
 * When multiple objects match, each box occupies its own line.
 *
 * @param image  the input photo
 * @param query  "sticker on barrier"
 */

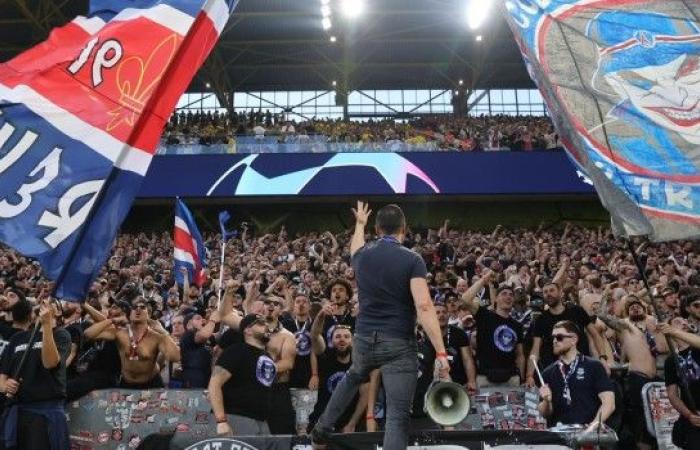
xmin=642 ymin=382 xmax=680 ymax=450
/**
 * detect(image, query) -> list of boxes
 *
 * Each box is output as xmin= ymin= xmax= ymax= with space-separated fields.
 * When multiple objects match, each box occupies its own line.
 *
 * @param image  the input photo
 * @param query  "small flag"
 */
xmin=218 ymin=210 xmax=238 ymax=241
xmin=174 ymin=198 xmax=207 ymax=286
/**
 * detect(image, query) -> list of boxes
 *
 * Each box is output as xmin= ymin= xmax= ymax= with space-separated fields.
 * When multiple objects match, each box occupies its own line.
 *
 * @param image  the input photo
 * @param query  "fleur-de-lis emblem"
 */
xmin=107 ymin=34 xmax=180 ymax=132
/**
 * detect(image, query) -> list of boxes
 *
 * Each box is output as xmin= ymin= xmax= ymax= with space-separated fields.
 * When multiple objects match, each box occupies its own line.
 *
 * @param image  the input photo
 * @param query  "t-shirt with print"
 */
xmin=308 ymin=348 xmax=356 ymax=429
xmin=216 ymin=342 xmax=276 ymax=421
xmin=427 ymin=325 xmax=470 ymax=385
xmin=474 ymin=306 xmax=523 ymax=380
xmin=0 ymin=327 xmax=71 ymax=403
xmin=282 ymin=317 xmax=313 ymax=388
xmin=542 ymin=355 xmax=614 ymax=425
xmin=665 ymin=347 xmax=700 ymax=410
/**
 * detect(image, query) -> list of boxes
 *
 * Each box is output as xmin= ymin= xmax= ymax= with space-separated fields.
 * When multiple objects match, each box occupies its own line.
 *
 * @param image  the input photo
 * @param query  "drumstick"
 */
xmin=530 ymin=355 xmax=545 ymax=386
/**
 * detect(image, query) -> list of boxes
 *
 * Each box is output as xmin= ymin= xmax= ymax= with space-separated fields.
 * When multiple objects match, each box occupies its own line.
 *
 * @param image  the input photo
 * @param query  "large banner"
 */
xmin=138 ymin=152 xmax=594 ymax=198
xmin=503 ymin=1 xmax=700 ymax=241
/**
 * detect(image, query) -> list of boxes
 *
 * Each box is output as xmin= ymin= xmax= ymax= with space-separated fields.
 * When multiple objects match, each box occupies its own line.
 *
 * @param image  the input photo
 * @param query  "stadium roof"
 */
xmin=0 ymin=0 xmax=535 ymax=93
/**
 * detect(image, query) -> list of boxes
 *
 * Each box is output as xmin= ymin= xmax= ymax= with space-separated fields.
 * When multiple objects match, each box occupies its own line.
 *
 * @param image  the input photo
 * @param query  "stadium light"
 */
xmin=330 ymin=35 xmax=337 ymax=43
xmin=475 ymin=35 xmax=483 ymax=42
xmin=320 ymin=0 xmax=330 ymax=4
xmin=205 ymin=82 xmax=211 ymax=89
xmin=321 ymin=4 xmax=331 ymax=17
xmin=466 ymin=0 xmax=492 ymax=30
xmin=322 ymin=17 xmax=332 ymax=30
xmin=459 ymin=79 xmax=464 ymax=85
xmin=332 ymin=80 xmax=337 ymax=86
xmin=341 ymin=0 xmax=365 ymax=19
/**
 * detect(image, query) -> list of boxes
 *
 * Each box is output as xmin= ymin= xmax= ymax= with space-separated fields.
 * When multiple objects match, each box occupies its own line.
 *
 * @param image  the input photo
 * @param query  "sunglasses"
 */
xmin=552 ymin=333 xmax=575 ymax=342
xmin=264 ymin=300 xmax=282 ymax=307
xmin=133 ymin=304 xmax=148 ymax=310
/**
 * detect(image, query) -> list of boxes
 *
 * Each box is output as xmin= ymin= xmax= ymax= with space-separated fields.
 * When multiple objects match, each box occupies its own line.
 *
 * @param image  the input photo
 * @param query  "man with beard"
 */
xmin=282 ymin=292 xmax=315 ymax=389
xmin=141 ymin=275 xmax=163 ymax=309
xmin=262 ymin=295 xmax=297 ymax=434
xmin=179 ymin=310 xmax=220 ymax=388
xmin=208 ymin=314 xmax=276 ymax=436
xmin=84 ymin=297 xmax=180 ymax=388
xmin=68 ymin=301 xmax=127 ymax=400
xmin=680 ymin=288 xmax=700 ymax=334
xmin=309 ymin=280 xmax=324 ymax=304
xmin=309 ymin=321 xmax=368 ymax=433
xmin=597 ymin=294 xmax=664 ymax=450
xmin=320 ymin=279 xmax=355 ymax=349
xmin=658 ymin=317 xmax=700 ymax=448
xmin=538 ymin=321 xmax=615 ymax=430
xmin=527 ymin=277 xmax=610 ymax=387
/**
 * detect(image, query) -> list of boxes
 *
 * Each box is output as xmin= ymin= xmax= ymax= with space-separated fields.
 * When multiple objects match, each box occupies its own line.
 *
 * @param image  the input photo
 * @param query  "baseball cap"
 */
xmin=239 ymin=314 xmax=265 ymax=331
xmin=661 ymin=286 xmax=677 ymax=297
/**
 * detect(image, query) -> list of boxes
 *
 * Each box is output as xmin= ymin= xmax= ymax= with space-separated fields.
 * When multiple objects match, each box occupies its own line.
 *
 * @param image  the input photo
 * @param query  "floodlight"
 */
xmin=321 ymin=5 xmax=331 ymax=17
xmin=320 ymin=0 xmax=330 ymax=4
xmin=205 ymin=82 xmax=211 ymax=89
xmin=332 ymin=80 xmax=337 ymax=86
xmin=458 ymin=79 xmax=464 ymax=85
xmin=330 ymin=35 xmax=337 ymax=42
xmin=322 ymin=17 xmax=332 ymax=30
xmin=467 ymin=0 xmax=491 ymax=30
xmin=475 ymin=35 xmax=483 ymax=42
xmin=341 ymin=0 xmax=365 ymax=19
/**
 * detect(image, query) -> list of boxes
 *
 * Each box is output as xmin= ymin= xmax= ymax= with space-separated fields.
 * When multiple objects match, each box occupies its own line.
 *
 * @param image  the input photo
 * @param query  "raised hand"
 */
xmin=351 ymin=201 xmax=372 ymax=227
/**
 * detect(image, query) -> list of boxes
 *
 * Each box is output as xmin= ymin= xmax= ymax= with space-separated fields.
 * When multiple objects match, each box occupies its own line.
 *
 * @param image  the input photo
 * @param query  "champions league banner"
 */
xmin=502 ymin=0 xmax=700 ymax=241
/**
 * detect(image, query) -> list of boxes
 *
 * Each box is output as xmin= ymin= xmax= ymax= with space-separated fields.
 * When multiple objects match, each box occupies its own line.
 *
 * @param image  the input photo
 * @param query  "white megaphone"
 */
xmin=424 ymin=380 xmax=471 ymax=426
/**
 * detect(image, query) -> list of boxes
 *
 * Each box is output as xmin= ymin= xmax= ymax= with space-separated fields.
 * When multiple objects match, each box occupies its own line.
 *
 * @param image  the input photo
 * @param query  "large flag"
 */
xmin=503 ymin=1 xmax=700 ymax=241
xmin=0 ymin=0 xmax=237 ymax=299
xmin=173 ymin=198 xmax=207 ymax=287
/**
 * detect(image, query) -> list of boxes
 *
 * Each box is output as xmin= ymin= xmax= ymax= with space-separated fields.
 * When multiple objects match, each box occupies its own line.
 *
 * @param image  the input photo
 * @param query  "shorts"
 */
xmin=267 ymin=382 xmax=296 ymax=435
xmin=625 ymin=371 xmax=657 ymax=444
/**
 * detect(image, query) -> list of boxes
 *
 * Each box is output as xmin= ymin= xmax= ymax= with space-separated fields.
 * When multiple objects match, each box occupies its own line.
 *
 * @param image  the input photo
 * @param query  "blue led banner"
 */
xmin=138 ymin=151 xmax=595 ymax=198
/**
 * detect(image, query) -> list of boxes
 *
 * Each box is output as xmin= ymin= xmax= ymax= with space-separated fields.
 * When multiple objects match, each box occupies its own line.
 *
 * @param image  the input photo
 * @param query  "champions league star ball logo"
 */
xmin=206 ymin=153 xmax=440 ymax=196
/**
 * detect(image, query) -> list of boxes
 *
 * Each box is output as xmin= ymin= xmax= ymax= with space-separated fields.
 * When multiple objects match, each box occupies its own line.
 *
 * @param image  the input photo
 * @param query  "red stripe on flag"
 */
xmin=174 ymin=227 xmax=199 ymax=265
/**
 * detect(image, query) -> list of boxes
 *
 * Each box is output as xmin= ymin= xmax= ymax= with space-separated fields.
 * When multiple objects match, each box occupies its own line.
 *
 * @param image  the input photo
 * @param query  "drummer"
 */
xmin=537 ymin=320 xmax=615 ymax=431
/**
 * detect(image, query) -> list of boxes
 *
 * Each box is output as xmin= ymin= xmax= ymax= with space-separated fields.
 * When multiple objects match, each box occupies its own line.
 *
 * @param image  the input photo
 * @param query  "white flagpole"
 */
xmin=217 ymin=239 xmax=226 ymax=307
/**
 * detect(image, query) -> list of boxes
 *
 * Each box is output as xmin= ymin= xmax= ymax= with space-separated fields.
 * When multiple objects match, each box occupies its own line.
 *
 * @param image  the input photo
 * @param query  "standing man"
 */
xmin=434 ymin=301 xmax=477 ymax=393
xmin=312 ymin=202 xmax=449 ymax=450
xmin=0 ymin=298 xmax=71 ymax=450
xmin=179 ymin=310 xmax=220 ymax=388
xmin=282 ymin=292 xmax=314 ymax=389
xmin=208 ymin=314 xmax=276 ymax=436
xmin=538 ymin=321 xmax=615 ymax=430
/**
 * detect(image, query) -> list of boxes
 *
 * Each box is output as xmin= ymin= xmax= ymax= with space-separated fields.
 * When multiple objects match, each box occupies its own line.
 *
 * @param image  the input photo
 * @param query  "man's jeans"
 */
xmin=316 ymin=332 xmax=417 ymax=450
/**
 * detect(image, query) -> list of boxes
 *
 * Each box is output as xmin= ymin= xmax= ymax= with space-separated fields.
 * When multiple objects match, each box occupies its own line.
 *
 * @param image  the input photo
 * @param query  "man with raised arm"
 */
xmin=311 ymin=202 xmax=449 ymax=450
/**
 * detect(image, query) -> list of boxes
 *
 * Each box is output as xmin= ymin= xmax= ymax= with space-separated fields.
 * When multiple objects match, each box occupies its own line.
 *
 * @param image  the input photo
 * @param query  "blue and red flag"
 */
xmin=0 ymin=0 xmax=237 ymax=299
xmin=173 ymin=198 xmax=207 ymax=287
xmin=503 ymin=1 xmax=700 ymax=241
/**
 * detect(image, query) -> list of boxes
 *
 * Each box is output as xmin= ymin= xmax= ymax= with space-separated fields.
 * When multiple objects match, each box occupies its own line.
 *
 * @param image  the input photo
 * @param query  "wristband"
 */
xmin=436 ymin=352 xmax=448 ymax=358
xmin=216 ymin=417 xmax=227 ymax=424
xmin=366 ymin=415 xmax=374 ymax=420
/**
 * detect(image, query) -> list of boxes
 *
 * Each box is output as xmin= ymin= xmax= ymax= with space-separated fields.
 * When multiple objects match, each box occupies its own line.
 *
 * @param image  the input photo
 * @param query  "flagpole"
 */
xmin=627 ymin=240 xmax=697 ymax=412
xmin=217 ymin=239 xmax=226 ymax=308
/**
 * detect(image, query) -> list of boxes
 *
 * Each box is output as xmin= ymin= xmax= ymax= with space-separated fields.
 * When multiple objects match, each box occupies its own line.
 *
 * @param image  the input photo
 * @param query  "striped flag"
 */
xmin=173 ymin=198 xmax=207 ymax=286
xmin=0 ymin=0 xmax=237 ymax=299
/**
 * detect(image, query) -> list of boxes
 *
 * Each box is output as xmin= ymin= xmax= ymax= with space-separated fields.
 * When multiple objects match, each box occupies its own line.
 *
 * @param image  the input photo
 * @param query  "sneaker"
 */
xmin=311 ymin=426 xmax=332 ymax=449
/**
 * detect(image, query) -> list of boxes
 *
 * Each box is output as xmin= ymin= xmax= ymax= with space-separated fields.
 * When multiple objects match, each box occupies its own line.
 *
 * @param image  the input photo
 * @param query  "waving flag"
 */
xmin=218 ymin=210 xmax=238 ymax=241
xmin=503 ymin=1 xmax=700 ymax=241
xmin=174 ymin=198 xmax=207 ymax=286
xmin=0 ymin=0 xmax=237 ymax=299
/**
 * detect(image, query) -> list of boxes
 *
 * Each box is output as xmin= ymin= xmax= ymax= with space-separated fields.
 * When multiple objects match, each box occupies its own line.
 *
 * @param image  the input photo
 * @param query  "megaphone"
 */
xmin=424 ymin=381 xmax=470 ymax=426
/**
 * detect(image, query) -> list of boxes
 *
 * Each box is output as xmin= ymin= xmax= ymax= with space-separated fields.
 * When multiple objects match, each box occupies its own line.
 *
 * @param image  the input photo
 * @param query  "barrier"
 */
xmin=642 ymin=382 xmax=680 ymax=450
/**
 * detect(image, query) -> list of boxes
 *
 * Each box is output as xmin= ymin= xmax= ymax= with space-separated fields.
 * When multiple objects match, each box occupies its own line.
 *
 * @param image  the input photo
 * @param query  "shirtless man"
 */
xmin=261 ymin=295 xmax=297 ymax=435
xmin=84 ymin=297 xmax=180 ymax=388
xmin=597 ymin=293 xmax=665 ymax=450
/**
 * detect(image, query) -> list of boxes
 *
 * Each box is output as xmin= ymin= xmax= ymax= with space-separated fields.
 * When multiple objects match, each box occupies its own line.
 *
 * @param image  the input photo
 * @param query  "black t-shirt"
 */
xmin=76 ymin=320 xmax=121 ymax=377
xmin=542 ymin=355 xmax=614 ymax=425
xmin=474 ymin=307 xmax=523 ymax=379
xmin=216 ymin=342 xmax=276 ymax=421
xmin=282 ymin=317 xmax=313 ymax=388
xmin=65 ymin=322 xmax=83 ymax=379
xmin=309 ymin=348 xmax=355 ymax=428
xmin=0 ymin=327 xmax=71 ymax=403
xmin=180 ymin=331 xmax=213 ymax=388
xmin=217 ymin=328 xmax=243 ymax=350
xmin=413 ymin=335 xmax=436 ymax=418
xmin=665 ymin=347 xmax=700 ymax=410
xmin=0 ymin=321 xmax=21 ymax=359
xmin=321 ymin=314 xmax=356 ymax=350
xmin=426 ymin=325 xmax=470 ymax=385
xmin=353 ymin=239 xmax=427 ymax=339
xmin=532 ymin=305 xmax=593 ymax=368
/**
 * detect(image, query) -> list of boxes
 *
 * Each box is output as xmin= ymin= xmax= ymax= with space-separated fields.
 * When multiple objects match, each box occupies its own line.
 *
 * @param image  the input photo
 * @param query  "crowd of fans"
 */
xmin=162 ymin=109 xmax=561 ymax=152
xmin=0 ymin=219 xmax=698 ymax=447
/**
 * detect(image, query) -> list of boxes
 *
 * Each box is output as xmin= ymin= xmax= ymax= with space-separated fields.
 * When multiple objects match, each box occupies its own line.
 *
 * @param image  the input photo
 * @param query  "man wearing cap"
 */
xmin=660 ymin=286 xmax=681 ymax=321
xmin=461 ymin=270 xmax=525 ymax=387
xmin=84 ymin=297 xmax=180 ymax=388
xmin=597 ymin=293 xmax=665 ymax=450
xmin=208 ymin=314 xmax=276 ymax=436
xmin=180 ymin=310 xmax=220 ymax=388
xmin=680 ymin=288 xmax=700 ymax=334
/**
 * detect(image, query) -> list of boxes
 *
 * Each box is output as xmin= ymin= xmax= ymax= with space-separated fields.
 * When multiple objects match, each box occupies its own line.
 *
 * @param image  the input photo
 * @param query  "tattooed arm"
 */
xmin=597 ymin=293 xmax=631 ymax=333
